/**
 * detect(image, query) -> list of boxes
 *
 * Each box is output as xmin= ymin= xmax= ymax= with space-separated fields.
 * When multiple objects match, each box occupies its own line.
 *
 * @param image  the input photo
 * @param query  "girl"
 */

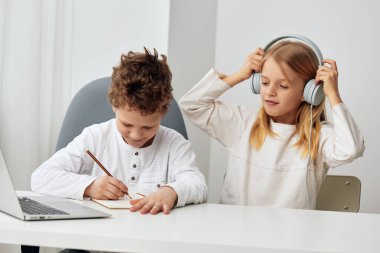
xmin=179 ymin=39 xmax=365 ymax=209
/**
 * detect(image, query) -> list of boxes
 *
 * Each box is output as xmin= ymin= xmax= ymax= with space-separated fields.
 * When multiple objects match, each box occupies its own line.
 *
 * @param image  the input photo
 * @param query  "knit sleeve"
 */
xmin=31 ymin=127 xmax=99 ymax=200
xmin=164 ymin=135 xmax=208 ymax=207
xmin=319 ymin=103 xmax=365 ymax=168
xmin=179 ymin=69 xmax=247 ymax=147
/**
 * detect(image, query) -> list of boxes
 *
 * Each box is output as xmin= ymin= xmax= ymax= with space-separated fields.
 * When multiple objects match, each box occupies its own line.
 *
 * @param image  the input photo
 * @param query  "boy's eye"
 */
xmin=261 ymin=82 xmax=269 ymax=86
xmin=143 ymin=126 xmax=152 ymax=130
xmin=280 ymin=84 xmax=289 ymax=89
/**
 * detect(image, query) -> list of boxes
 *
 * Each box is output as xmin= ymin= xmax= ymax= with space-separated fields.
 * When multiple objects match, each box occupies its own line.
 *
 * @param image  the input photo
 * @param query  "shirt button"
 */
xmin=133 ymin=164 xmax=136 ymax=168
xmin=131 ymin=177 xmax=135 ymax=180
xmin=135 ymin=152 xmax=139 ymax=156
xmin=157 ymin=184 xmax=161 ymax=188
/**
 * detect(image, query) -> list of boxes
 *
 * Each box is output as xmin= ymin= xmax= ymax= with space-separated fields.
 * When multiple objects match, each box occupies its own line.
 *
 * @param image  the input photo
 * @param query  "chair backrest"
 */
xmin=56 ymin=77 xmax=188 ymax=151
xmin=316 ymin=175 xmax=361 ymax=212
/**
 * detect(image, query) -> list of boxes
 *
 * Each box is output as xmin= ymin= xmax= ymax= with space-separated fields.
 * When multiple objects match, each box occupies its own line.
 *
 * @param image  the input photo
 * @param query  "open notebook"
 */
xmin=92 ymin=193 xmax=144 ymax=209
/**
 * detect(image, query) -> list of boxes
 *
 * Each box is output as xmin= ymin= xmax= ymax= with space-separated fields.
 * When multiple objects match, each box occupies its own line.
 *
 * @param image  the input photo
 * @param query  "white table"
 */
xmin=0 ymin=192 xmax=379 ymax=253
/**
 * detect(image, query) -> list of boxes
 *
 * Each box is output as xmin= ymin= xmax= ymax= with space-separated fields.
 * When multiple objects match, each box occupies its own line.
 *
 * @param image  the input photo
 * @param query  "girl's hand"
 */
xmin=129 ymin=186 xmax=178 ymax=215
xmin=315 ymin=59 xmax=343 ymax=107
xmin=239 ymin=48 xmax=265 ymax=80
xmin=222 ymin=48 xmax=264 ymax=87
xmin=84 ymin=176 xmax=129 ymax=200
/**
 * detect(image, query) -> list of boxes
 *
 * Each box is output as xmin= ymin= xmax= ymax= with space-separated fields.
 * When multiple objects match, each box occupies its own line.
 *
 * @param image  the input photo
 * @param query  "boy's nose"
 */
xmin=129 ymin=130 xmax=143 ymax=140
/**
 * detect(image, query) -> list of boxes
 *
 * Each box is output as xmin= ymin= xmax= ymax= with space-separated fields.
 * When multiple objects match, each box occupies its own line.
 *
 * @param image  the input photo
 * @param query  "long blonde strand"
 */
xmin=250 ymin=103 xmax=325 ymax=162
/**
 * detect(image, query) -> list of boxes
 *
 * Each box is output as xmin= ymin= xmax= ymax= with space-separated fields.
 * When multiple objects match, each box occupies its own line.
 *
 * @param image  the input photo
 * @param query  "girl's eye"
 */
xmin=280 ymin=84 xmax=289 ymax=89
xmin=261 ymin=82 xmax=269 ymax=86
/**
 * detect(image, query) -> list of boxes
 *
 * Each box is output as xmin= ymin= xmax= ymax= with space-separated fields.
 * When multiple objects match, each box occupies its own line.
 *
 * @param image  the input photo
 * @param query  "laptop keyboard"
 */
xmin=19 ymin=197 xmax=69 ymax=215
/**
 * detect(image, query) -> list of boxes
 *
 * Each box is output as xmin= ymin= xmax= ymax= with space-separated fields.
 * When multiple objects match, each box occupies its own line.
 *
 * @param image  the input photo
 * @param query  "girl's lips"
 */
xmin=265 ymin=100 xmax=279 ymax=105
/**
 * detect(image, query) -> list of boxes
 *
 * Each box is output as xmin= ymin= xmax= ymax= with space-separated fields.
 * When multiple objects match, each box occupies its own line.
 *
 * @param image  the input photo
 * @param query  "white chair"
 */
xmin=316 ymin=175 xmax=361 ymax=212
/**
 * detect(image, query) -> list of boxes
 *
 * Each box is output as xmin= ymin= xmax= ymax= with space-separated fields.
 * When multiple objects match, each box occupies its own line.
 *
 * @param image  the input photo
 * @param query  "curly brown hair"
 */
xmin=109 ymin=47 xmax=173 ymax=115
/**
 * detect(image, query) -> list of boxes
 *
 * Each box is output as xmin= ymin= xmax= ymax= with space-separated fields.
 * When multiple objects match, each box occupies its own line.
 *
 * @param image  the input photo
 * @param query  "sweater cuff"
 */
xmin=202 ymin=68 xmax=232 ymax=94
xmin=75 ymin=175 xmax=98 ymax=200
xmin=331 ymin=102 xmax=345 ymax=113
xmin=164 ymin=182 xmax=186 ymax=207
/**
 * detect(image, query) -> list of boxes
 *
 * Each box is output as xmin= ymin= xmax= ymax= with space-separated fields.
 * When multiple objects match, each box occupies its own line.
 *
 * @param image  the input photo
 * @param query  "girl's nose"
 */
xmin=267 ymin=84 xmax=276 ymax=96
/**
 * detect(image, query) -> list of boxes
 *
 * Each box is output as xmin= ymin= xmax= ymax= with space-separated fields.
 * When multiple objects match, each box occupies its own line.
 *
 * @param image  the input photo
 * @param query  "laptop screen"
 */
xmin=0 ymin=150 xmax=25 ymax=219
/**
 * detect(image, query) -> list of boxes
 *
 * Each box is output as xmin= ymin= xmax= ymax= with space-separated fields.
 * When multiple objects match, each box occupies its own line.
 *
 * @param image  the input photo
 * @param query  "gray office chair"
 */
xmin=316 ymin=175 xmax=361 ymax=212
xmin=21 ymin=77 xmax=188 ymax=253
xmin=56 ymin=77 xmax=187 ymax=150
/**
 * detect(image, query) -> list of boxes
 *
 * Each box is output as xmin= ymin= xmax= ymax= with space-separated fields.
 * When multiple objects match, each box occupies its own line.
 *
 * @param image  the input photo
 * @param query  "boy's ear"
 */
xmin=112 ymin=106 xmax=117 ymax=113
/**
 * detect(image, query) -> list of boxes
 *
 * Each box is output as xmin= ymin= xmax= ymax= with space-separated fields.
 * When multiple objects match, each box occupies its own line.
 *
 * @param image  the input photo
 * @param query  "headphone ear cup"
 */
xmin=303 ymin=79 xmax=325 ymax=106
xmin=251 ymin=73 xmax=261 ymax=94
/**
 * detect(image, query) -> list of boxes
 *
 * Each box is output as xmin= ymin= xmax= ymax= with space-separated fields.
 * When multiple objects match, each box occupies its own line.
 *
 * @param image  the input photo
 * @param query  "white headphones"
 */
xmin=251 ymin=34 xmax=325 ymax=106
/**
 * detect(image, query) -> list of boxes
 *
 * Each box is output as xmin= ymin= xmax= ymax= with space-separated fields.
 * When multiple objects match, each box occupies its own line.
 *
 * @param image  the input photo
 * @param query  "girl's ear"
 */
xmin=301 ymin=86 xmax=306 ymax=102
xmin=112 ymin=106 xmax=117 ymax=113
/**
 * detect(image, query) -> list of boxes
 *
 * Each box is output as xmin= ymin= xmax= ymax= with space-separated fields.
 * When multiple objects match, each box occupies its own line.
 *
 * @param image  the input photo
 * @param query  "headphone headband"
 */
xmin=264 ymin=34 xmax=323 ymax=66
xmin=251 ymin=34 xmax=325 ymax=106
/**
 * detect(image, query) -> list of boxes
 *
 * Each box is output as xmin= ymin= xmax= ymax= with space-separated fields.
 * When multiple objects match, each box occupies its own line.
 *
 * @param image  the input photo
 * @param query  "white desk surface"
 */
xmin=0 ymin=192 xmax=379 ymax=253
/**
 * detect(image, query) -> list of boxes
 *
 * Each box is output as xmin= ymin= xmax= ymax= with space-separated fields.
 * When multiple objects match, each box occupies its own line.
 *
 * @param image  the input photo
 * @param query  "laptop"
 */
xmin=0 ymin=150 xmax=111 ymax=220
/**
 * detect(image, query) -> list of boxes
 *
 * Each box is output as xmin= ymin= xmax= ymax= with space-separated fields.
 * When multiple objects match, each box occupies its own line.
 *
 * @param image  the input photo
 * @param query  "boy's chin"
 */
xmin=127 ymin=136 xmax=155 ymax=148
xmin=128 ymin=141 xmax=146 ymax=148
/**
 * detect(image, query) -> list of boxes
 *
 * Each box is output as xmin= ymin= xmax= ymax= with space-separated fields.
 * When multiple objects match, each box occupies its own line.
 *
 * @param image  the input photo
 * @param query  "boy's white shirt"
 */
xmin=179 ymin=69 xmax=365 ymax=209
xmin=31 ymin=121 xmax=208 ymax=207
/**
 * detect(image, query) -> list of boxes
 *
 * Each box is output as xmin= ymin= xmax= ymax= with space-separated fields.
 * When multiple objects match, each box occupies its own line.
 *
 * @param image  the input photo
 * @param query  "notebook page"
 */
xmin=92 ymin=193 xmax=144 ymax=209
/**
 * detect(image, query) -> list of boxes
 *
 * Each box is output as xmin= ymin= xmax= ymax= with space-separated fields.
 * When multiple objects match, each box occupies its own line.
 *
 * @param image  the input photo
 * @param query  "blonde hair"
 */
xmin=249 ymin=41 xmax=326 ymax=162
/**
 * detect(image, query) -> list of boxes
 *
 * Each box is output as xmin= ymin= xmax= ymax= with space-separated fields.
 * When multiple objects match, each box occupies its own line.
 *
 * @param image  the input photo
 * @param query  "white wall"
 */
xmin=167 ymin=0 xmax=217 ymax=186
xmin=209 ymin=0 xmax=380 ymax=213
xmin=70 ymin=0 xmax=170 ymax=96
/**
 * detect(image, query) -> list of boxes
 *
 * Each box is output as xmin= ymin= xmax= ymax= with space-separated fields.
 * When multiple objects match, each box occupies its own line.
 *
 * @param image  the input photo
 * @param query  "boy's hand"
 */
xmin=84 ymin=176 xmax=129 ymax=200
xmin=222 ymin=47 xmax=264 ymax=87
xmin=129 ymin=186 xmax=178 ymax=215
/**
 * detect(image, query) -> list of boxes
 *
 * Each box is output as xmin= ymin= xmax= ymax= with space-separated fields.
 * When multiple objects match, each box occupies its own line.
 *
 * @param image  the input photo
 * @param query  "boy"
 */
xmin=31 ymin=48 xmax=207 ymax=215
